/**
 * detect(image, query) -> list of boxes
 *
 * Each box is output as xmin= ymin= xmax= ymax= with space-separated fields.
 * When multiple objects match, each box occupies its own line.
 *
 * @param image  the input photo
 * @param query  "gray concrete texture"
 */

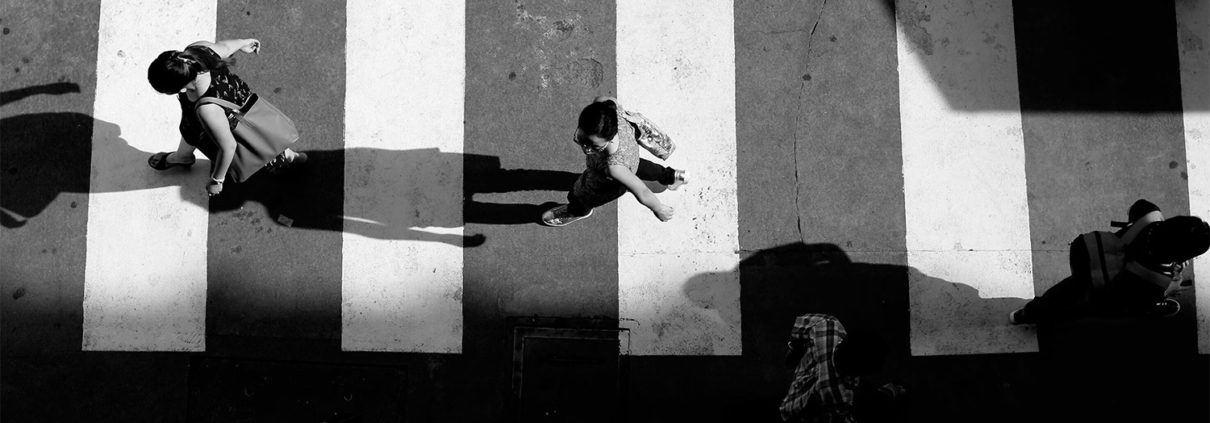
xmin=1 ymin=0 xmax=1207 ymax=422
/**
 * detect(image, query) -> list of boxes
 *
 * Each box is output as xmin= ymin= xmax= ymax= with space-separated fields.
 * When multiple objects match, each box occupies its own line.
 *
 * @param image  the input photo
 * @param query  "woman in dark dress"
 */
xmin=146 ymin=39 xmax=305 ymax=197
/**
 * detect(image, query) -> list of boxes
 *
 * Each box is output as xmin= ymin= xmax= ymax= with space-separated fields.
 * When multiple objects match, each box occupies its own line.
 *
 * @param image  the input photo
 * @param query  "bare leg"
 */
xmin=168 ymin=137 xmax=197 ymax=164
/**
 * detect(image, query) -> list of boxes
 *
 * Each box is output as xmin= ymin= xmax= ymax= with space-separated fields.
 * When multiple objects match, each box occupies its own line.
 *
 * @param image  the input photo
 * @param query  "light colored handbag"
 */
xmin=620 ymin=109 xmax=675 ymax=160
xmin=194 ymin=94 xmax=299 ymax=183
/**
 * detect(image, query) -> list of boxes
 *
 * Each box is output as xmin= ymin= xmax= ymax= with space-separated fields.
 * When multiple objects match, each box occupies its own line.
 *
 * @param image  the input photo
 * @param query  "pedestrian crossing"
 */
xmin=896 ymin=0 xmax=1036 ymax=355
xmin=616 ymin=0 xmax=741 ymax=356
xmin=5 ymin=0 xmax=1205 ymax=356
xmin=1175 ymin=0 xmax=1210 ymax=353
xmin=83 ymin=0 xmax=213 ymax=351
xmin=341 ymin=0 xmax=466 ymax=353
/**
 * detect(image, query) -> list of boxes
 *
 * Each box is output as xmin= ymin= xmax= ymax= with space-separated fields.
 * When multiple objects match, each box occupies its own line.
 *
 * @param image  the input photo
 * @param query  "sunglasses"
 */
xmin=572 ymin=132 xmax=609 ymax=154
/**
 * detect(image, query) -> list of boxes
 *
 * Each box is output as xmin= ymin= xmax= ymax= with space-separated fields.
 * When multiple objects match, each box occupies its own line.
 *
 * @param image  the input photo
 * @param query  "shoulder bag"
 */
xmin=194 ymin=94 xmax=299 ymax=183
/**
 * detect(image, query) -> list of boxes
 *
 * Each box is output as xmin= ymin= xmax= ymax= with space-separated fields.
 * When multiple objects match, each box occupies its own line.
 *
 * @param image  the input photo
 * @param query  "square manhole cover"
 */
xmin=512 ymin=327 xmax=629 ymax=422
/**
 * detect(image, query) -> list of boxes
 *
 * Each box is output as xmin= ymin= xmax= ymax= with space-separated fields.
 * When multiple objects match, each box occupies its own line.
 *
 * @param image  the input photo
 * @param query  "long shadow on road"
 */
xmin=1 ymin=112 xmax=577 ymax=247
xmin=667 ymin=242 xmax=1203 ymax=422
xmin=212 ymin=148 xmax=577 ymax=247
xmin=641 ymin=242 xmax=1029 ymax=421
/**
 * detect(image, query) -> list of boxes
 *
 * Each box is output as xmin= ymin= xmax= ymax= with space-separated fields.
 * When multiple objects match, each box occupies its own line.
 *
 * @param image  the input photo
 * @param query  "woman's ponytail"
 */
xmin=577 ymin=100 xmax=619 ymax=140
xmin=148 ymin=47 xmax=228 ymax=94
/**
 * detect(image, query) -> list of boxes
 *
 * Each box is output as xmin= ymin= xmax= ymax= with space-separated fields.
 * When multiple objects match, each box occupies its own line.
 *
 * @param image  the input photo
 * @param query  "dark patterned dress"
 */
xmin=571 ymin=105 xmax=642 ymax=209
xmin=176 ymin=44 xmax=251 ymax=162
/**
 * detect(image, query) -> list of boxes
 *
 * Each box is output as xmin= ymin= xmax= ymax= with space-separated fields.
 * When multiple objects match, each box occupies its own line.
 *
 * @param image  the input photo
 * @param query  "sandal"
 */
xmin=148 ymin=152 xmax=195 ymax=170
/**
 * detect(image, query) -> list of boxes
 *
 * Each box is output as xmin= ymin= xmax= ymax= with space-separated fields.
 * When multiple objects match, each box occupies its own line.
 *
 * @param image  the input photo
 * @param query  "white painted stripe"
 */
xmin=83 ymin=0 xmax=214 ymax=351
xmin=616 ymin=0 xmax=741 ymax=356
xmin=342 ymin=0 xmax=465 ymax=353
xmin=895 ymin=0 xmax=1037 ymax=355
xmin=1174 ymin=0 xmax=1210 ymax=354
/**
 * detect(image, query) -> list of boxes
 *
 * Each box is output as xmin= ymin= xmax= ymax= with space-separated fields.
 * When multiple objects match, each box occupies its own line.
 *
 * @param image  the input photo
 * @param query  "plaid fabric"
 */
xmin=780 ymin=314 xmax=858 ymax=423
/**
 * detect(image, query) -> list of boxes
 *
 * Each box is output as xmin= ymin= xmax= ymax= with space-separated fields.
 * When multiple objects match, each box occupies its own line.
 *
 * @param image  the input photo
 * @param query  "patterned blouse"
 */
xmin=176 ymin=44 xmax=251 ymax=160
xmin=571 ymin=103 xmax=641 ymax=209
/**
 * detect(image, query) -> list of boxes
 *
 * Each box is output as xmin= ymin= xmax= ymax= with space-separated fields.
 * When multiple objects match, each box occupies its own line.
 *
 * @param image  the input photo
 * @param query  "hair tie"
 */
xmin=171 ymin=51 xmax=195 ymax=66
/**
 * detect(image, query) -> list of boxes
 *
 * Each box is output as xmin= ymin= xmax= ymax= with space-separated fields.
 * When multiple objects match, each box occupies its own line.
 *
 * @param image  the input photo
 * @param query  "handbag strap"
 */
xmin=193 ymin=95 xmax=258 ymax=133
xmin=194 ymin=96 xmax=245 ymax=113
xmin=193 ymin=96 xmax=248 ymax=149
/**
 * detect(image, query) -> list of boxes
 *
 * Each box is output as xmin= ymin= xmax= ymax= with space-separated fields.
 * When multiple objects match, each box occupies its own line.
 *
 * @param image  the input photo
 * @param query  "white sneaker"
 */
xmin=1008 ymin=309 xmax=1024 ymax=325
xmin=666 ymin=170 xmax=688 ymax=191
xmin=541 ymin=205 xmax=592 ymax=227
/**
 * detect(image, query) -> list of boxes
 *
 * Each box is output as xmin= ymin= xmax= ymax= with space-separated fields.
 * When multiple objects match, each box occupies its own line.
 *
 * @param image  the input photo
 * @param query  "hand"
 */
xmin=206 ymin=179 xmax=224 ymax=197
xmin=878 ymin=383 xmax=907 ymax=399
xmin=653 ymin=204 xmax=674 ymax=221
xmin=1164 ymin=280 xmax=1191 ymax=298
xmin=241 ymin=39 xmax=261 ymax=54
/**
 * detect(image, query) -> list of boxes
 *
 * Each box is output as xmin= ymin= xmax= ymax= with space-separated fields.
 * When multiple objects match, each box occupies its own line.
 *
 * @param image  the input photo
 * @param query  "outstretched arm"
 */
xmin=610 ymin=164 xmax=673 ymax=221
xmin=188 ymin=39 xmax=260 ymax=59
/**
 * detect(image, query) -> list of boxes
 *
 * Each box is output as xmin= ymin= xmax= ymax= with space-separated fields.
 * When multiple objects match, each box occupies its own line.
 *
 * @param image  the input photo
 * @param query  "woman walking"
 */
xmin=541 ymin=96 xmax=687 ymax=227
xmin=146 ymin=39 xmax=304 ymax=197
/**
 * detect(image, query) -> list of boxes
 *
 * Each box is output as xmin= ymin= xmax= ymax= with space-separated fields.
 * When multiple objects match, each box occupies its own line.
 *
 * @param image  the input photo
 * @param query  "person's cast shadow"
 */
xmin=679 ymin=242 xmax=1202 ymax=422
xmin=1 ymin=82 xmax=81 ymax=107
xmin=207 ymin=147 xmax=577 ymax=247
xmin=675 ymin=242 xmax=1032 ymax=422
xmin=682 ymin=242 xmax=1032 ymax=361
xmin=3 ymin=90 xmax=576 ymax=248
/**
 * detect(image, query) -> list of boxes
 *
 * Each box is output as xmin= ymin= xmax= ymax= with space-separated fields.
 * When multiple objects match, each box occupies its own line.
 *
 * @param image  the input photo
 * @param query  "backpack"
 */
xmin=1079 ymin=210 xmax=1183 ymax=293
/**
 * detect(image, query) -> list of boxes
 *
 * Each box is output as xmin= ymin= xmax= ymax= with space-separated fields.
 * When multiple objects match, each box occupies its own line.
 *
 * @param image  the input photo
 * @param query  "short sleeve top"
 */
xmin=570 ymin=103 xmax=642 ymax=205
xmin=584 ymin=104 xmax=640 ymax=175
xmin=176 ymin=45 xmax=252 ymax=158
